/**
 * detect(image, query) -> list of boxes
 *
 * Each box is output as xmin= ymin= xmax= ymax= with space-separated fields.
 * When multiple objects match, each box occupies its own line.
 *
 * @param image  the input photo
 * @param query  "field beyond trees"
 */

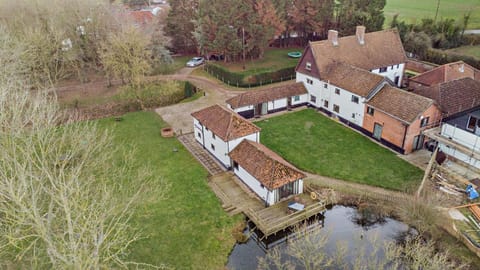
xmin=95 ymin=112 xmax=241 ymax=269
xmin=256 ymin=109 xmax=424 ymax=191
xmin=384 ymin=0 xmax=480 ymax=29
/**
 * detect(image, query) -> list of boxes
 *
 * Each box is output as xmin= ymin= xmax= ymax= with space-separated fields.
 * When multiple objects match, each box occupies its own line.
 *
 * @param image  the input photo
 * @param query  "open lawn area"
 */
xmin=256 ymin=109 xmax=424 ymax=191
xmin=384 ymin=0 xmax=480 ymax=29
xmin=447 ymin=45 xmax=480 ymax=59
xmin=94 ymin=112 xmax=240 ymax=269
xmin=213 ymin=47 xmax=302 ymax=75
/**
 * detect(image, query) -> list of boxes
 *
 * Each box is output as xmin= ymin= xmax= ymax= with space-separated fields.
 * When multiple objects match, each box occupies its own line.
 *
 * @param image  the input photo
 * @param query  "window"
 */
xmin=310 ymin=95 xmax=317 ymax=103
xmin=212 ymin=133 xmax=216 ymax=139
xmin=352 ymin=113 xmax=355 ymax=119
xmin=233 ymin=161 xmax=239 ymax=170
xmin=205 ymin=127 xmax=209 ymax=131
xmin=294 ymin=95 xmax=300 ymax=101
xmin=367 ymin=106 xmax=374 ymax=115
xmin=333 ymin=104 xmax=340 ymax=113
xmin=390 ymin=66 xmax=393 ymax=70
xmin=396 ymin=64 xmax=400 ymax=68
xmin=211 ymin=144 xmax=215 ymax=151
xmin=323 ymin=100 xmax=329 ymax=108
xmin=379 ymin=67 xmax=387 ymax=73
xmin=324 ymin=83 xmax=328 ymax=89
xmin=351 ymin=95 xmax=359 ymax=104
xmin=306 ymin=78 xmax=313 ymax=85
xmin=420 ymin=117 xmax=429 ymax=128
xmin=335 ymin=88 xmax=340 ymax=95
xmin=306 ymin=62 xmax=312 ymax=70
xmin=467 ymin=116 xmax=478 ymax=131
xmin=197 ymin=132 xmax=201 ymax=138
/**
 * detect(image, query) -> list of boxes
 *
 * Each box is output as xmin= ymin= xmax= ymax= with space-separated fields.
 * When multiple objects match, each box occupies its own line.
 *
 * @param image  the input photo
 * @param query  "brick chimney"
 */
xmin=356 ymin=25 xmax=366 ymax=45
xmin=328 ymin=30 xmax=338 ymax=46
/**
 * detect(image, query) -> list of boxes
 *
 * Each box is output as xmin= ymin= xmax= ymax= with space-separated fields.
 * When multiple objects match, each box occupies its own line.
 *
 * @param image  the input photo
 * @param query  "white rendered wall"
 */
xmin=228 ymin=132 xmax=260 ymax=151
xmin=370 ymin=63 xmax=405 ymax=87
xmin=268 ymin=98 xmax=288 ymax=111
xmin=234 ymin=105 xmax=254 ymax=113
xmin=291 ymin=94 xmax=308 ymax=106
xmin=233 ymin=164 xmax=274 ymax=205
xmin=296 ymin=72 xmax=364 ymax=126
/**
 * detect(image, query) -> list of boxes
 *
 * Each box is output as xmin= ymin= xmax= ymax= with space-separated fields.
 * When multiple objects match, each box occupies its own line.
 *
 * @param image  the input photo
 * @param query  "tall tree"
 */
xmin=336 ymin=0 xmax=386 ymax=35
xmin=165 ymin=0 xmax=200 ymax=54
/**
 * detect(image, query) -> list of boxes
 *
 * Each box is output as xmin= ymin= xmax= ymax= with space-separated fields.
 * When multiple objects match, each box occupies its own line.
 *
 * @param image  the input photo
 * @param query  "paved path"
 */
xmin=177 ymin=133 xmax=226 ymax=175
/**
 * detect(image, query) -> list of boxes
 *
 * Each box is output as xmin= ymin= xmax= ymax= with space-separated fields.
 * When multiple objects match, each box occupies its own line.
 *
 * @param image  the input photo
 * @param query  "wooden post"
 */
xmin=416 ymin=147 xmax=439 ymax=198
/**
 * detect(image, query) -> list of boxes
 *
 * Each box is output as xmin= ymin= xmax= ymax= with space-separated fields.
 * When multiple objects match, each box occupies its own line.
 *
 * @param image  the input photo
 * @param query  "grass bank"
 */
xmin=256 ymin=109 xmax=423 ymax=191
xmin=95 ymin=112 xmax=241 ymax=269
xmin=384 ymin=0 xmax=480 ymax=29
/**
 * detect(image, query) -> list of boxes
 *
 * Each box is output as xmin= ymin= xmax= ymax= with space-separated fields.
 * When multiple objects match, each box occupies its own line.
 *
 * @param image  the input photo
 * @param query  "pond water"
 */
xmin=227 ymin=205 xmax=414 ymax=270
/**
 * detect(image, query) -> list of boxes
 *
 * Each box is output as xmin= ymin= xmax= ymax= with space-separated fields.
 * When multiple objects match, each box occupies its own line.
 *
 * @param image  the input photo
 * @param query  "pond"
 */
xmin=227 ymin=205 xmax=415 ymax=269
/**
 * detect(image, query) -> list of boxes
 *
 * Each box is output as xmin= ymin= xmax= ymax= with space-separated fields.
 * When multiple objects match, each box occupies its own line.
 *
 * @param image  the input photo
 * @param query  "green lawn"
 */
xmin=256 ymin=109 xmax=423 ymax=191
xmin=213 ymin=47 xmax=302 ymax=75
xmin=447 ymin=45 xmax=480 ymax=59
xmin=384 ymin=0 xmax=480 ymax=29
xmin=95 ymin=112 xmax=240 ymax=269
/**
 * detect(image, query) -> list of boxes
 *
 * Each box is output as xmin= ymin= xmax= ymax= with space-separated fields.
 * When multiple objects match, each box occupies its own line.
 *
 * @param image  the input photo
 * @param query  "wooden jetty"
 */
xmin=209 ymin=172 xmax=334 ymax=239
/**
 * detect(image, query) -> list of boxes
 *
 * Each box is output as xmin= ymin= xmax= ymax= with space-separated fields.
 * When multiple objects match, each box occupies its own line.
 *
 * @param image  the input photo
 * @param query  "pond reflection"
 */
xmin=227 ymin=205 xmax=412 ymax=270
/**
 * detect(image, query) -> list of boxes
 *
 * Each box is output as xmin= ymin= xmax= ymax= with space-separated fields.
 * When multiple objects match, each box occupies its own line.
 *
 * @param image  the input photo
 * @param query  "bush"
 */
xmin=117 ymin=80 xmax=186 ymax=109
xmin=183 ymin=81 xmax=197 ymax=98
xmin=424 ymin=49 xmax=480 ymax=69
xmin=204 ymin=63 xmax=295 ymax=87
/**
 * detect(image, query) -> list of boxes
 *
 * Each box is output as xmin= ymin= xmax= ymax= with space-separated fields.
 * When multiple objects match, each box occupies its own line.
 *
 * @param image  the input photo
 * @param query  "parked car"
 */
xmin=186 ymin=57 xmax=205 ymax=67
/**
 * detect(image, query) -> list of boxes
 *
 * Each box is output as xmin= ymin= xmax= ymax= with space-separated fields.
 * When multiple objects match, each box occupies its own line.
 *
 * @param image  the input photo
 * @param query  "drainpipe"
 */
xmin=201 ymin=124 xmax=205 ymax=149
xmin=401 ymin=124 xmax=408 ymax=152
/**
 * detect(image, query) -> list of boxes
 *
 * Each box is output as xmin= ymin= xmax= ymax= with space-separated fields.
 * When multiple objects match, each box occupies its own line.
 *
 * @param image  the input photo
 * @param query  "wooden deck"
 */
xmin=209 ymin=172 xmax=333 ymax=239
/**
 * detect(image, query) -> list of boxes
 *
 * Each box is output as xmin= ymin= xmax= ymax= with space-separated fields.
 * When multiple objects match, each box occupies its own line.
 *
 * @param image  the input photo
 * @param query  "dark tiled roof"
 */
xmin=322 ymin=62 xmax=385 ymax=97
xmin=414 ymin=78 xmax=480 ymax=117
xmin=367 ymin=85 xmax=435 ymax=124
xmin=310 ymin=28 xmax=407 ymax=72
xmin=410 ymin=61 xmax=480 ymax=86
xmin=191 ymin=105 xmax=260 ymax=141
xmin=229 ymin=140 xmax=306 ymax=190
xmin=226 ymin=82 xmax=307 ymax=109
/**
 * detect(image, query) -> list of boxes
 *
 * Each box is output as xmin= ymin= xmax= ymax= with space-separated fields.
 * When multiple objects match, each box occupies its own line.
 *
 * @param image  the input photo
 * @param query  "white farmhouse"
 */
xmin=226 ymin=82 xmax=308 ymax=119
xmin=229 ymin=140 xmax=306 ymax=206
xmin=191 ymin=105 xmax=261 ymax=168
xmin=295 ymin=26 xmax=407 ymax=127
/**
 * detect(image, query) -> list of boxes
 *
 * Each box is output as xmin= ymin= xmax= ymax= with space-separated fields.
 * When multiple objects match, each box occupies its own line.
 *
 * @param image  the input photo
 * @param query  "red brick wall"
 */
xmin=363 ymin=104 xmax=442 ymax=154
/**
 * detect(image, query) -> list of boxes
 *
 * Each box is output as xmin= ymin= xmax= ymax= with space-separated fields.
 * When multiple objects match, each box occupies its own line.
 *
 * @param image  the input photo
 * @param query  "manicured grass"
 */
xmin=384 ymin=0 xmax=480 ymax=29
xmin=213 ymin=47 xmax=302 ymax=75
xmin=95 ymin=112 xmax=240 ymax=269
xmin=256 ymin=109 xmax=423 ymax=191
xmin=447 ymin=45 xmax=480 ymax=59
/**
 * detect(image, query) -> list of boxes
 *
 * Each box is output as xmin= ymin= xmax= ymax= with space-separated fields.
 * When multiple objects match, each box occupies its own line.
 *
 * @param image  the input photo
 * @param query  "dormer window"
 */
xmin=306 ymin=62 xmax=312 ymax=71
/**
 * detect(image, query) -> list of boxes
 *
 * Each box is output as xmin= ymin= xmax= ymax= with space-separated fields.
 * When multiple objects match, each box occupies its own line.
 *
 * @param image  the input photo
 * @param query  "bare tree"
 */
xmin=0 ymin=28 xmax=167 ymax=269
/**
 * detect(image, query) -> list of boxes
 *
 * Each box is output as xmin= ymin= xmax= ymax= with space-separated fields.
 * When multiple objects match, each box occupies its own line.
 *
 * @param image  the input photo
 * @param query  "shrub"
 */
xmin=424 ymin=49 xmax=480 ymax=69
xmin=117 ymin=80 xmax=185 ymax=109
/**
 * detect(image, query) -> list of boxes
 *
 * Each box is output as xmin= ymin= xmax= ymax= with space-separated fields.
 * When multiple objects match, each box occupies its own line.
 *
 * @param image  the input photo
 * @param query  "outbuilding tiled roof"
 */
xmin=410 ymin=61 xmax=480 ymax=86
xmin=309 ymin=28 xmax=406 ymax=72
xmin=322 ymin=62 xmax=385 ymax=97
xmin=191 ymin=105 xmax=260 ymax=141
xmin=226 ymin=82 xmax=307 ymax=109
xmin=414 ymin=77 xmax=480 ymax=117
xmin=229 ymin=140 xmax=306 ymax=190
xmin=367 ymin=85 xmax=435 ymax=124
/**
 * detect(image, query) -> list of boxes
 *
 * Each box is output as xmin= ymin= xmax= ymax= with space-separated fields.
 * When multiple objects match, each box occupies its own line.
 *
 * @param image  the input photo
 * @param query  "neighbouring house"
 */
xmin=409 ymin=61 xmax=480 ymax=91
xmin=415 ymin=78 xmax=480 ymax=169
xmin=364 ymin=84 xmax=442 ymax=154
xmin=226 ymin=82 xmax=308 ymax=118
xmin=229 ymin=140 xmax=306 ymax=206
xmin=191 ymin=105 xmax=261 ymax=168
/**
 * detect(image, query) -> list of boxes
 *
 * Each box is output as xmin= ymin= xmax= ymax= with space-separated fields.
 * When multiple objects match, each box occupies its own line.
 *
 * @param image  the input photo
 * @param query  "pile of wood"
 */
xmin=434 ymin=172 xmax=465 ymax=197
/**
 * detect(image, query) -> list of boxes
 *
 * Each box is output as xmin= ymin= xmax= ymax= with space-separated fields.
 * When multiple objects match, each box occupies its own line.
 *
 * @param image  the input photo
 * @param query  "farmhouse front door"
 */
xmin=373 ymin=123 xmax=383 ymax=140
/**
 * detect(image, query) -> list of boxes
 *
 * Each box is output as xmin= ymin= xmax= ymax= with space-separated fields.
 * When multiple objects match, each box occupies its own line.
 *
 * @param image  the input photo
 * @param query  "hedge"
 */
xmin=424 ymin=49 xmax=480 ymax=69
xmin=204 ymin=63 xmax=296 ymax=88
